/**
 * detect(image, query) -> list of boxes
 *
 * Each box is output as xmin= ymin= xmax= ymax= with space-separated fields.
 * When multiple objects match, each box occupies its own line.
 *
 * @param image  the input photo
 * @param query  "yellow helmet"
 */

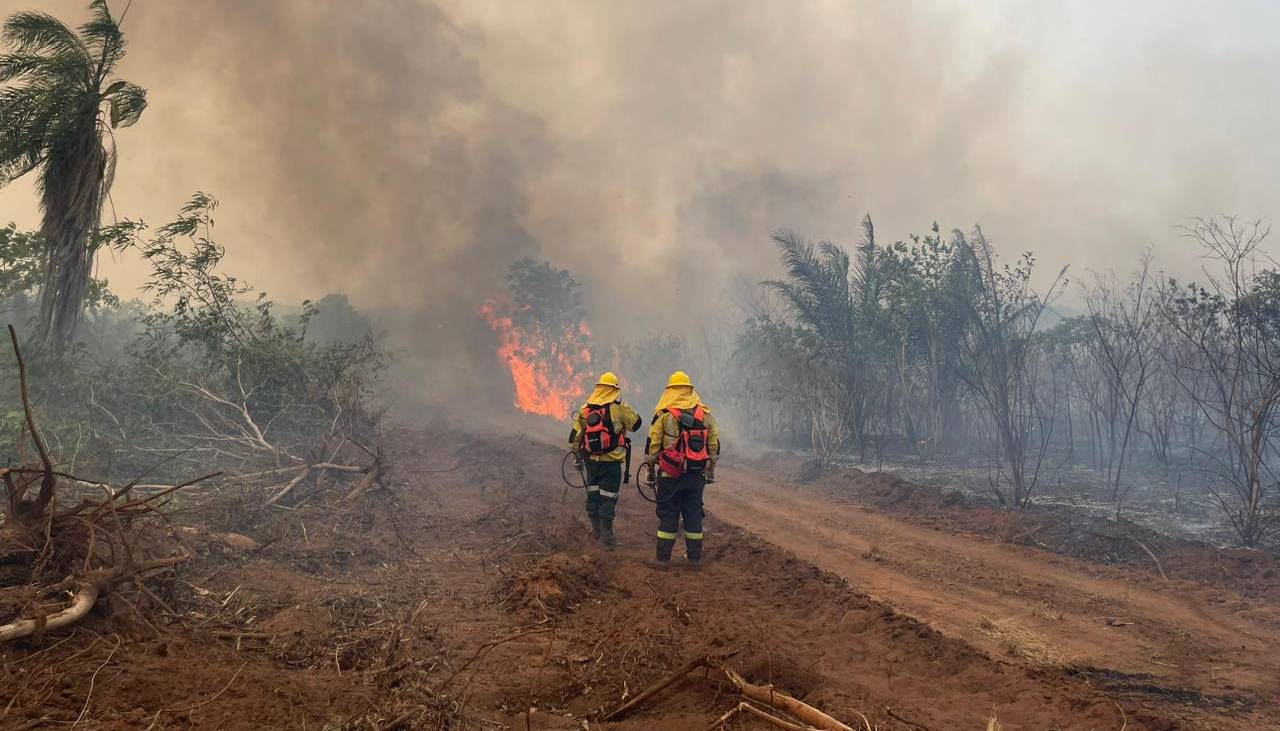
xmin=596 ymin=371 xmax=620 ymax=387
xmin=665 ymin=370 xmax=693 ymax=388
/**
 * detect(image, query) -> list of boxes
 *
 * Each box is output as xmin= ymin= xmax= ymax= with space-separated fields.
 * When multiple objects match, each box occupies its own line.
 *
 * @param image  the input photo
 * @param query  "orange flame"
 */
xmin=480 ymin=298 xmax=594 ymax=418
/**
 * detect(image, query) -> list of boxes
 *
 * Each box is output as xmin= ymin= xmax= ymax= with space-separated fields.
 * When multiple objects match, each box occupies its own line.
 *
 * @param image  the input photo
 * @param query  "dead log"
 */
xmin=0 ymin=554 xmax=189 ymax=643
xmin=720 ymin=667 xmax=854 ymax=731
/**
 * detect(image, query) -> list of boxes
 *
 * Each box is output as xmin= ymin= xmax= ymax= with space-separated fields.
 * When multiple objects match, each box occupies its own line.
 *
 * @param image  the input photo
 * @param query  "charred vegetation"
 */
xmin=733 ymin=215 xmax=1280 ymax=550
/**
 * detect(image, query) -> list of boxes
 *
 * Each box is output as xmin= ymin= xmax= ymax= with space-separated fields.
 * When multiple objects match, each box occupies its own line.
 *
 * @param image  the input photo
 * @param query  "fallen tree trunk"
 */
xmin=721 ymin=667 xmax=855 ymax=731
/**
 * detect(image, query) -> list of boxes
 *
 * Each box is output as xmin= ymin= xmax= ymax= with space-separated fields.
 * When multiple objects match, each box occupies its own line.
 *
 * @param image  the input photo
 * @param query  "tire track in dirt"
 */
xmin=710 ymin=463 xmax=1280 ymax=715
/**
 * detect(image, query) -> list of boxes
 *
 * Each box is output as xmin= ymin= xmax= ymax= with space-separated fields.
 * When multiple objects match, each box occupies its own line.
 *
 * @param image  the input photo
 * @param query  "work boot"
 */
xmin=686 ymin=541 xmax=703 ymax=566
xmin=588 ymin=516 xmax=601 ymax=540
xmin=686 ymin=555 xmax=702 ymax=570
xmin=601 ymin=519 xmax=617 ymax=550
xmin=655 ymin=539 xmax=675 ymax=563
xmin=645 ymin=558 xmax=671 ymax=570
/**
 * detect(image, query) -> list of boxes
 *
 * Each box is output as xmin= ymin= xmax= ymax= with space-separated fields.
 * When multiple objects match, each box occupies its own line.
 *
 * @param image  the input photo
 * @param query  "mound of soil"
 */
xmin=504 ymin=551 xmax=606 ymax=614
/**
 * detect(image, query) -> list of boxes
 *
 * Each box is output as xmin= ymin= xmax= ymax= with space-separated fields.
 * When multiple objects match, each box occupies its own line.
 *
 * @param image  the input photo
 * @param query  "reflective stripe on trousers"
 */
xmin=655 ymin=473 xmax=705 ymax=561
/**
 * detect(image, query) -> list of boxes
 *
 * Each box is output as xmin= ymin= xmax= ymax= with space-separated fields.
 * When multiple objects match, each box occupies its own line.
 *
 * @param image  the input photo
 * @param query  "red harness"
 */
xmin=657 ymin=405 xmax=709 ymax=478
xmin=581 ymin=403 xmax=623 ymax=455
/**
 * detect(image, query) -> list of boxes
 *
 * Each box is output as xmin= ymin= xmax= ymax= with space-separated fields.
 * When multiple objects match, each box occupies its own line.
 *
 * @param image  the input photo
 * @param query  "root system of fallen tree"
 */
xmin=1 ymin=327 xmax=205 ymax=643
xmin=2 ymin=322 xmax=386 ymax=647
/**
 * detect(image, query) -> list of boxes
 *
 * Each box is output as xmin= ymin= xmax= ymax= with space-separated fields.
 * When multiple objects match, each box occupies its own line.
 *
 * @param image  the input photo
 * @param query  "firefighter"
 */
xmin=646 ymin=370 xmax=719 ymax=567
xmin=568 ymin=372 xmax=642 ymax=549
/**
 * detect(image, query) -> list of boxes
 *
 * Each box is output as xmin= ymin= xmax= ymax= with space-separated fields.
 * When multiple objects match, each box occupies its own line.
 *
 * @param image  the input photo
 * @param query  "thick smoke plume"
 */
xmin=1 ymin=0 xmax=1278 ymax=413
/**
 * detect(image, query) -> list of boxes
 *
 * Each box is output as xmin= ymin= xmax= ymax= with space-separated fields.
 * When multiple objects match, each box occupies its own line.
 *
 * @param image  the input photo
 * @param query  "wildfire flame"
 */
xmin=480 ymin=298 xmax=594 ymax=418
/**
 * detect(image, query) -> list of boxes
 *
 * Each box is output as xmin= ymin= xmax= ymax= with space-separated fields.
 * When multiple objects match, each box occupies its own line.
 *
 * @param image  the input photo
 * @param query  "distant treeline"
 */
xmin=722 ymin=215 xmax=1277 ymax=547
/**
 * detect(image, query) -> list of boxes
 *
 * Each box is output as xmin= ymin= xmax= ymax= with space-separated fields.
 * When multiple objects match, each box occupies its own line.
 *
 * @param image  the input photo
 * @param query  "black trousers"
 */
xmin=584 ymin=460 xmax=622 ymax=521
xmin=655 ymin=473 xmax=705 ymax=560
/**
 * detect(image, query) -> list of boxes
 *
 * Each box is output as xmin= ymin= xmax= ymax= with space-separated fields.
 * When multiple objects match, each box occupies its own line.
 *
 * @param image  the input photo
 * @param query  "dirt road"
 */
xmin=711 ymin=462 xmax=1280 ymax=724
xmin=4 ymin=426 xmax=1277 ymax=729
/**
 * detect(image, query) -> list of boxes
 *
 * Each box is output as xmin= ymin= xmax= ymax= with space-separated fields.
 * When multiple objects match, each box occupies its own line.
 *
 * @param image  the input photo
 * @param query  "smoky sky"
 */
xmin=2 ymin=0 xmax=1280 ymax=407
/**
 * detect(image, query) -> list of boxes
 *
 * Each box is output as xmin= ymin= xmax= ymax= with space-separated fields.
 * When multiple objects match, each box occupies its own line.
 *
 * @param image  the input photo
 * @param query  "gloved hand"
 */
xmin=640 ymin=458 xmax=657 ymax=487
xmin=568 ymin=448 xmax=584 ymax=471
xmin=704 ymin=462 xmax=716 ymax=484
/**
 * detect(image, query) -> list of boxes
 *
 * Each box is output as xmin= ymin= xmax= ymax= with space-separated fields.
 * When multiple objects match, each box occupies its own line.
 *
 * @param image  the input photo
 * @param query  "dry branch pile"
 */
xmin=1 ymin=327 xmax=206 ymax=642
xmin=1 ymin=322 xmax=387 ymax=646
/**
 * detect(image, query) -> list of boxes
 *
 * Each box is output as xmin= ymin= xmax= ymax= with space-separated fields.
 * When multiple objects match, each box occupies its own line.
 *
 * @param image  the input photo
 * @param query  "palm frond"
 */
xmin=80 ymin=0 xmax=126 ymax=73
xmin=0 ymin=86 xmax=58 ymax=183
xmin=2 ymin=11 xmax=88 ymax=66
xmin=766 ymin=227 xmax=862 ymax=352
xmin=104 ymin=79 xmax=145 ymax=127
xmin=0 ymin=51 xmax=87 ymax=85
xmin=851 ymin=214 xmax=881 ymax=300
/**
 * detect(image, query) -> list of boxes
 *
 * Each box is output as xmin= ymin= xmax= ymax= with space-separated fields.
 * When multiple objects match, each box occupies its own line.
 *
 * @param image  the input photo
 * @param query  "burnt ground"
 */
xmin=1 ymin=424 xmax=1277 ymax=729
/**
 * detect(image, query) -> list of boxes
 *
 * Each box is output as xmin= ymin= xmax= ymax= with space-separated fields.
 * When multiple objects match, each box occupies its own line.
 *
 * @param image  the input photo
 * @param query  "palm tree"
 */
xmin=0 ymin=0 xmax=146 ymax=353
xmin=763 ymin=217 xmax=889 ymax=453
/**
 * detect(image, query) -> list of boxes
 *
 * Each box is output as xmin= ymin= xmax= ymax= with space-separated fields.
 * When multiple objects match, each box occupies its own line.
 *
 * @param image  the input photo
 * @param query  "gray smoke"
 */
xmin=1 ymin=0 xmax=1278 ymax=414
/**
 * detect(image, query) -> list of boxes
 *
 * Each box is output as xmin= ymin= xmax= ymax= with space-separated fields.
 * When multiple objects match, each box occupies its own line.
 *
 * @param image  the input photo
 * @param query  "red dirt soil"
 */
xmin=1 ymin=425 xmax=1276 ymax=729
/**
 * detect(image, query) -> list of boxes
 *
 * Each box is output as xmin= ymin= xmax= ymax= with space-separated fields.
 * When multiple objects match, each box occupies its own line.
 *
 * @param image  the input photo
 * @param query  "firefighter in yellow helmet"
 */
xmin=568 ymin=372 xmax=641 ymax=548
xmin=645 ymin=370 xmax=719 ymax=567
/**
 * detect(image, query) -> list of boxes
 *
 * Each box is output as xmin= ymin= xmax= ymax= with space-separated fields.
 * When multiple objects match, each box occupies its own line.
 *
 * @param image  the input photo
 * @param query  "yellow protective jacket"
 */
xmin=568 ymin=401 xmax=642 ymax=462
xmin=647 ymin=404 xmax=720 ymax=476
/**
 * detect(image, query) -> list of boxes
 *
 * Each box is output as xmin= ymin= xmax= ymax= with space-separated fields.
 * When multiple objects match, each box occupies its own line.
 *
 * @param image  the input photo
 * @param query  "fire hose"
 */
xmin=634 ymin=459 xmax=659 ymax=503
xmin=561 ymin=450 xmax=589 ymax=502
xmin=561 ymin=439 xmax=630 ymax=491
xmin=561 ymin=448 xmax=665 ymax=504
